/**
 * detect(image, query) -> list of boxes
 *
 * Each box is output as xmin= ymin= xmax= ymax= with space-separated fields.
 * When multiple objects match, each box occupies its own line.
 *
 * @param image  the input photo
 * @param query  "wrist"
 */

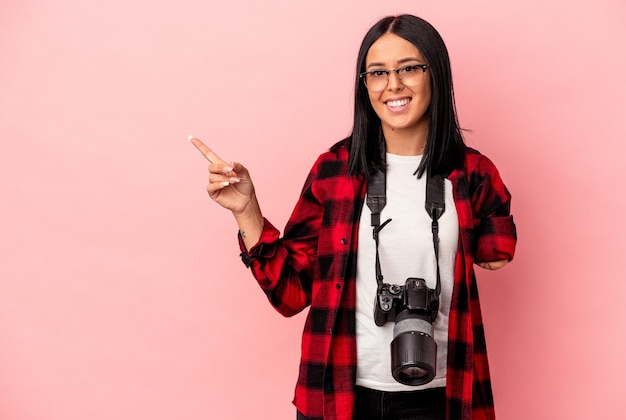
xmin=233 ymin=193 xmax=261 ymax=221
xmin=233 ymin=194 xmax=263 ymax=250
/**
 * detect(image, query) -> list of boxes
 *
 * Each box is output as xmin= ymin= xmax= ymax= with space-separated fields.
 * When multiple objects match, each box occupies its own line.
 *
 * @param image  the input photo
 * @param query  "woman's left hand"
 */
xmin=476 ymin=260 xmax=509 ymax=270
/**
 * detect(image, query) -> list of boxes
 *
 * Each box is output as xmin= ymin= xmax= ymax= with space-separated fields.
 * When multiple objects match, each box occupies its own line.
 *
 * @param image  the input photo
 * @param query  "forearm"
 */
xmin=233 ymin=193 xmax=264 ymax=251
xmin=237 ymin=217 xmax=313 ymax=317
xmin=476 ymin=260 xmax=509 ymax=270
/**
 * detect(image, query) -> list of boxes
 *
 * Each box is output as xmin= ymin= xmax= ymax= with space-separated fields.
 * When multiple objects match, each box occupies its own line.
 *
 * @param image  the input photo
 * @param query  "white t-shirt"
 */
xmin=355 ymin=153 xmax=458 ymax=391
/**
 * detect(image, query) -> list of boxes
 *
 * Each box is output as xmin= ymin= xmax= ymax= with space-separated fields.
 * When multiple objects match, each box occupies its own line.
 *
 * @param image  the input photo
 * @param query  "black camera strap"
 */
xmin=366 ymin=151 xmax=445 ymax=298
xmin=425 ymin=172 xmax=445 ymax=298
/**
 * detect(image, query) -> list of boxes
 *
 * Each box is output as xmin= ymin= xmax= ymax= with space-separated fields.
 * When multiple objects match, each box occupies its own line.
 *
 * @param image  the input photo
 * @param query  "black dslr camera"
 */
xmin=374 ymin=278 xmax=439 ymax=386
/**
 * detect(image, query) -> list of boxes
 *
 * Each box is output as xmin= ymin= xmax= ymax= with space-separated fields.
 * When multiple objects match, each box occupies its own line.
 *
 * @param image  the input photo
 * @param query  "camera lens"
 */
xmin=391 ymin=322 xmax=437 ymax=386
xmin=399 ymin=366 xmax=429 ymax=380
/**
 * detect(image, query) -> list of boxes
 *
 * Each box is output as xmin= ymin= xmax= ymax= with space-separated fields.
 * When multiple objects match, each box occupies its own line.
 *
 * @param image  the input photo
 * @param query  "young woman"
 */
xmin=191 ymin=14 xmax=516 ymax=420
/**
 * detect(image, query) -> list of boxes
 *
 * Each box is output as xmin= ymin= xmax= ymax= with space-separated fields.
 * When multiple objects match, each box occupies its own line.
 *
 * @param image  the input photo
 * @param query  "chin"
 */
xmin=385 ymin=121 xmax=417 ymax=131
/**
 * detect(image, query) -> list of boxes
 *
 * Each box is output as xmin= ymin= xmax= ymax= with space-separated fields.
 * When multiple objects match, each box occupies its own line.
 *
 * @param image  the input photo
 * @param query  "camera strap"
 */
xmin=425 ymin=172 xmax=445 ymax=298
xmin=366 ymin=149 xmax=445 ymax=298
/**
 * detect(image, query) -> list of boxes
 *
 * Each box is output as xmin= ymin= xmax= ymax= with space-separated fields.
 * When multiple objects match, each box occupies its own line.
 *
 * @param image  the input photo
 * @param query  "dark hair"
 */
xmin=337 ymin=14 xmax=466 ymax=179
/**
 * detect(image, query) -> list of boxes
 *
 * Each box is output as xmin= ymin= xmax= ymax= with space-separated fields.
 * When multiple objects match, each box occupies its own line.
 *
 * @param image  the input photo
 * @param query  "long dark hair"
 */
xmin=337 ymin=14 xmax=466 ymax=179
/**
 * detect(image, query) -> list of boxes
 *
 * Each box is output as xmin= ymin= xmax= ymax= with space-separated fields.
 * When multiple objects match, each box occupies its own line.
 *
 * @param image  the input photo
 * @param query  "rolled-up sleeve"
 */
xmin=474 ymin=215 xmax=516 ymax=263
xmin=470 ymin=153 xmax=517 ymax=263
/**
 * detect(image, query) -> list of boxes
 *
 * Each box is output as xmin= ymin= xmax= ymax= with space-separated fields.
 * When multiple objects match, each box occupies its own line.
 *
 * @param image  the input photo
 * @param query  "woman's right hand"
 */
xmin=189 ymin=136 xmax=254 ymax=215
xmin=190 ymin=135 xmax=264 ymax=249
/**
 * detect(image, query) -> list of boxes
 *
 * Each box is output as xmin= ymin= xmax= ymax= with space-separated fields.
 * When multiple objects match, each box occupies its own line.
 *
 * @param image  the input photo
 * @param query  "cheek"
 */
xmin=412 ymin=86 xmax=432 ymax=113
xmin=423 ymin=84 xmax=432 ymax=108
xmin=367 ymin=91 xmax=377 ymax=106
xmin=367 ymin=91 xmax=384 ymax=115
xmin=423 ymin=92 xmax=433 ymax=112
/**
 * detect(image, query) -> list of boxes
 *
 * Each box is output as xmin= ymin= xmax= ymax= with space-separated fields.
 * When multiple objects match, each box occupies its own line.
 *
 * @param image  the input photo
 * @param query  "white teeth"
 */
xmin=387 ymin=99 xmax=410 ymax=107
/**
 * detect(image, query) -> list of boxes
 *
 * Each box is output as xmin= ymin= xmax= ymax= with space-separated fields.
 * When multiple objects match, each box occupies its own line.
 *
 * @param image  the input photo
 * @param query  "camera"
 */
xmin=374 ymin=277 xmax=439 ymax=386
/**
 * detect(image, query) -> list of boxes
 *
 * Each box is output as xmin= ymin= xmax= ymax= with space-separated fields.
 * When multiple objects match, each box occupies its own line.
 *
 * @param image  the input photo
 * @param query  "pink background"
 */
xmin=1 ymin=0 xmax=625 ymax=419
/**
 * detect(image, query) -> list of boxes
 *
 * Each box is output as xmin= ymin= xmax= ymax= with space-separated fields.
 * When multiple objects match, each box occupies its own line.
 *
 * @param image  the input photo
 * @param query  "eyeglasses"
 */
xmin=359 ymin=64 xmax=429 ymax=92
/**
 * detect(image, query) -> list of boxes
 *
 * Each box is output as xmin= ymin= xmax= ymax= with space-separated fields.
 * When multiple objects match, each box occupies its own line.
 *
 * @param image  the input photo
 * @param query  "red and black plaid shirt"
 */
xmin=239 ymin=144 xmax=516 ymax=419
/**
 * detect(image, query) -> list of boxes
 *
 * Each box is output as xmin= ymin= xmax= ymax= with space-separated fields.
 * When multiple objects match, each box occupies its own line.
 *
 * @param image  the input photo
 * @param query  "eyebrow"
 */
xmin=366 ymin=57 xmax=423 ymax=69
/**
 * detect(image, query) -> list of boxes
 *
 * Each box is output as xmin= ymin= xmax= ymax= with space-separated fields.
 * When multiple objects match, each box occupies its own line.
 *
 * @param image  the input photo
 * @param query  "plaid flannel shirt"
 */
xmin=239 ymin=143 xmax=516 ymax=419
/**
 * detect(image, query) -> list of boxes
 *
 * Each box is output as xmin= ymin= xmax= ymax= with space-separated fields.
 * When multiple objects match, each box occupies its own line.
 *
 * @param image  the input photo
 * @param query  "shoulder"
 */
xmin=452 ymin=147 xmax=511 ymax=204
xmin=463 ymin=147 xmax=500 ymax=176
xmin=302 ymin=140 xmax=360 ymax=202
xmin=309 ymin=140 xmax=350 ymax=179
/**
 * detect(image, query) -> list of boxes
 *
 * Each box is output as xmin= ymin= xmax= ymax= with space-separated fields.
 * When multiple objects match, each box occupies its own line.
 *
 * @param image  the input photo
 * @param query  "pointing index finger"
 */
xmin=189 ymin=135 xmax=222 ymax=164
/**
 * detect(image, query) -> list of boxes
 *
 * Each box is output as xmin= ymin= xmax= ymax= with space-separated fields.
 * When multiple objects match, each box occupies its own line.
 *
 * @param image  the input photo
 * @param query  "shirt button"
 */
xmin=335 ymin=283 xmax=341 ymax=289
xmin=341 ymin=238 xmax=347 ymax=244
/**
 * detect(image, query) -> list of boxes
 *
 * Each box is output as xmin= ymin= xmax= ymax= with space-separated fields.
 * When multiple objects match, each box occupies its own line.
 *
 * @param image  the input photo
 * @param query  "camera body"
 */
xmin=373 ymin=277 xmax=440 ymax=386
xmin=374 ymin=278 xmax=439 ymax=327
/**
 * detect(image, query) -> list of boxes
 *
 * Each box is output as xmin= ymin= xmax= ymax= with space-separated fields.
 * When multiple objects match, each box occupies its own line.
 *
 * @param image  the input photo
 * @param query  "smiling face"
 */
xmin=365 ymin=33 xmax=432 ymax=152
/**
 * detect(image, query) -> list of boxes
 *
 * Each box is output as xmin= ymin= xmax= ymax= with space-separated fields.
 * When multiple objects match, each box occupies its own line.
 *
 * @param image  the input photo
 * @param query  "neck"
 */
xmin=382 ymin=123 xmax=428 ymax=156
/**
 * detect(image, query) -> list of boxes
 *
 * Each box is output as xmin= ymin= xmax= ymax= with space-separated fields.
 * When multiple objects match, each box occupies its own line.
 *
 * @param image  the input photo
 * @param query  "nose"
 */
xmin=386 ymin=71 xmax=403 ymax=91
